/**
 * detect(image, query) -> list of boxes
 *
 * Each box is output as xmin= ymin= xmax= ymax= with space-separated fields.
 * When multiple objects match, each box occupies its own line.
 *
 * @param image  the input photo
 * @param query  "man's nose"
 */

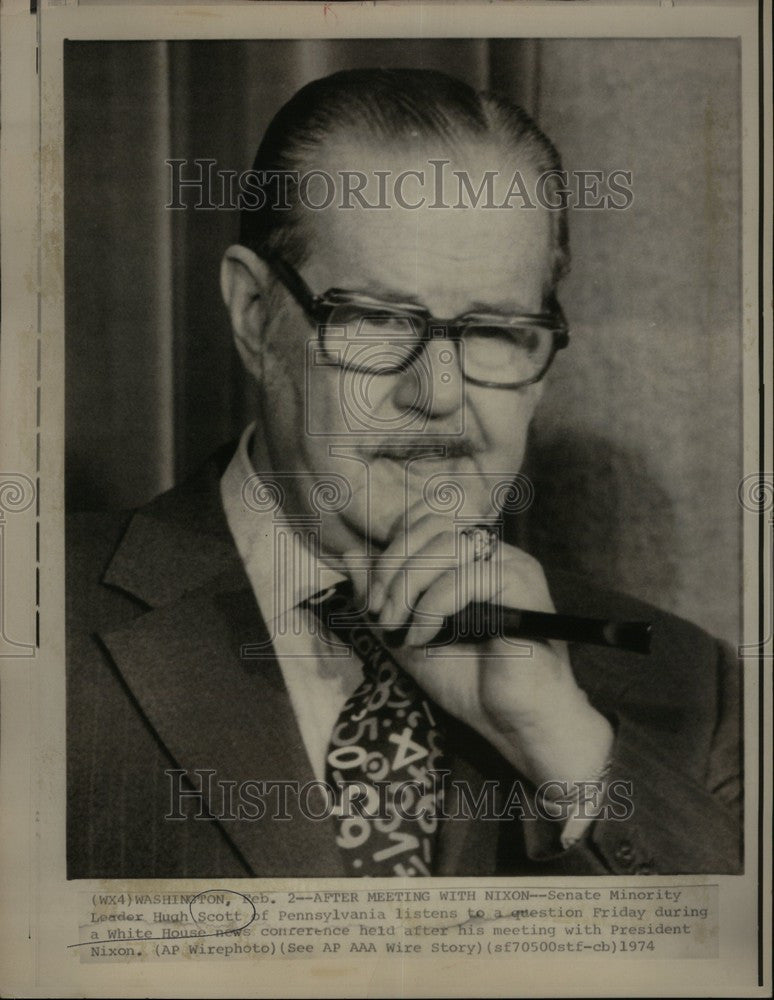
xmin=391 ymin=336 xmax=464 ymax=418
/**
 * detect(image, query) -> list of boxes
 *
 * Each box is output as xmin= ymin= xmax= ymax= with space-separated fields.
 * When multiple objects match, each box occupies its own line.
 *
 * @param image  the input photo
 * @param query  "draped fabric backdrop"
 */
xmin=64 ymin=38 xmax=741 ymax=643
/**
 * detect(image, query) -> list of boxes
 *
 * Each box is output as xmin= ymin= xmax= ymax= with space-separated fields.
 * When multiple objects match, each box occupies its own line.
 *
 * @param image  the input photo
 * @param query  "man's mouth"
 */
xmin=369 ymin=440 xmax=477 ymax=463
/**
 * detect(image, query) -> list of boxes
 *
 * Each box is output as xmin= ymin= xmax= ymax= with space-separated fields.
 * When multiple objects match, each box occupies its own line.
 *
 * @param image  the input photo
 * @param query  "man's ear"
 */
xmin=220 ymin=244 xmax=273 ymax=381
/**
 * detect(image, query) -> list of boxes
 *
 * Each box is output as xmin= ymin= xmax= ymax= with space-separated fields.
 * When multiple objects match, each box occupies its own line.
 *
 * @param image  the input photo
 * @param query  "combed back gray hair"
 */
xmin=239 ymin=67 xmax=569 ymax=288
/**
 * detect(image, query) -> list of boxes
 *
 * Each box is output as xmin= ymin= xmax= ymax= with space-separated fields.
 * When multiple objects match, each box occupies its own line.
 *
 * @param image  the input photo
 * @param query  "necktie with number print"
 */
xmin=306 ymin=583 xmax=447 ymax=876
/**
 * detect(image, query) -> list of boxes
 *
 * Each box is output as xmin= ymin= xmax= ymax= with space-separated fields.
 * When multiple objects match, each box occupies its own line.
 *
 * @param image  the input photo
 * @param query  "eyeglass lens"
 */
xmin=322 ymin=303 xmax=554 ymax=384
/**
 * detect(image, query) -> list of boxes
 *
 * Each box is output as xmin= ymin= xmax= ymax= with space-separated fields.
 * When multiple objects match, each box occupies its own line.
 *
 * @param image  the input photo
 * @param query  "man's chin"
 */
xmin=361 ymin=456 xmax=498 ymax=532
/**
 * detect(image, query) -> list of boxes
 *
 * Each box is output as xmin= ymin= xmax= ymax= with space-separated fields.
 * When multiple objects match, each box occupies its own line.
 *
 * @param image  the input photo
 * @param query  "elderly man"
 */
xmin=67 ymin=68 xmax=741 ymax=878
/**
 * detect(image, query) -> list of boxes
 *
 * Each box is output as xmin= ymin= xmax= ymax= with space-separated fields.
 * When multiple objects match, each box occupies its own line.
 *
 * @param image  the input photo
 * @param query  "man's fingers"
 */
xmin=374 ymin=522 xmax=508 ymax=630
xmin=373 ymin=534 xmax=557 ymax=636
xmin=377 ymin=530 xmax=462 ymax=629
xmin=401 ymin=558 xmax=502 ymax=647
xmin=369 ymin=508 xmax=459 ymax=613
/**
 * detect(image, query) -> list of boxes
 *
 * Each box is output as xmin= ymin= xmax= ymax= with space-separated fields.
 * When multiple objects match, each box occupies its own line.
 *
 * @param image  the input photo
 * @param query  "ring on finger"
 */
xmin=461 ymin=525 xmax=499 ymax=563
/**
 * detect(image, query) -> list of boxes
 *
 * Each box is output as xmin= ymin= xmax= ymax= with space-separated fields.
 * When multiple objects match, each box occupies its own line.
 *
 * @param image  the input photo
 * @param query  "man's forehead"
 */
xmin=302 ymin=139 xmax=553 ymax=310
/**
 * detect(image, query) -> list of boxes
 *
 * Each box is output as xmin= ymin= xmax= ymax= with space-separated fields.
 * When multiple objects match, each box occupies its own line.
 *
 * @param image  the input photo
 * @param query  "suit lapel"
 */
xmin=98 ymin=457 xmax=345 ymax=877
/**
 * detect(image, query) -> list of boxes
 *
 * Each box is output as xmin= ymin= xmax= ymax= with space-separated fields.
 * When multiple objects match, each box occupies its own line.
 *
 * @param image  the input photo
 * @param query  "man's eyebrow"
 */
xmin=338 ymin=278 xmax=428 ymax=308
xmin=464 ymin=299 xmax=538 ymax=316
xmin=330 ymin=280 xmax=536 ymax=317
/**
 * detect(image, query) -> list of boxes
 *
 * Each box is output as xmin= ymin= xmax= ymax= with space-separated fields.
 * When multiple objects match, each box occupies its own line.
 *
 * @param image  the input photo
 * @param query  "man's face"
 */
xmin=243 ymin=141 xmax=554 ymax=555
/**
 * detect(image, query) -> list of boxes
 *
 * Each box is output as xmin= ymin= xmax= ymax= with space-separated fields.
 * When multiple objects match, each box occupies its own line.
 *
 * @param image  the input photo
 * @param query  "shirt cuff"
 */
xmin=522 ymin=759 xmax=614 ymax=859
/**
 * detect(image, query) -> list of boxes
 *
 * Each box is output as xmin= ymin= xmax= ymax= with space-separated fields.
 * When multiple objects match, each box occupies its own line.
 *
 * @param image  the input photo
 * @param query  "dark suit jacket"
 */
xmin=66 ymin=443 xmax=742 ymax=878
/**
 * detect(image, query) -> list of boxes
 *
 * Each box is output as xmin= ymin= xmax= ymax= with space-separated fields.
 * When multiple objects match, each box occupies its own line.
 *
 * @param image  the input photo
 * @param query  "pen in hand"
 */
xmin=379 ymin=604 xmax=653 ymax=655
xmin=316 ymin=583 xmax=653 ymax=655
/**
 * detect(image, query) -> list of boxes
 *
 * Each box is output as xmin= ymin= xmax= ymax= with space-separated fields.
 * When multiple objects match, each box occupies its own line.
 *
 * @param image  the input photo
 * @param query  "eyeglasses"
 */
xmin=258 ymin=252 xmax=570 ymax=390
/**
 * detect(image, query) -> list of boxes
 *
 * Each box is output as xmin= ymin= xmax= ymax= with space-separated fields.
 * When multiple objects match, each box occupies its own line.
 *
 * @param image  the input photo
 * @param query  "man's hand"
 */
xmin=344 ymin=503 xmax=613 ymax=789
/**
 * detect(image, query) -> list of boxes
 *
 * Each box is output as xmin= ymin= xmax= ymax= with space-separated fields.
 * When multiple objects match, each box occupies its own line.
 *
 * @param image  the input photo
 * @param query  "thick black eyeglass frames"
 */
xmin=257 ymin=252 xmax=570 ymax=390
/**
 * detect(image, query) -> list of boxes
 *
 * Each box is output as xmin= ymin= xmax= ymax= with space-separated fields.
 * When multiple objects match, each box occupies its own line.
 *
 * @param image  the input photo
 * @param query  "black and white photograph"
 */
xmin=0 ymin=2 xmax=770 ymax=997
xmin=64 ymin=37 xmax=743 ymax=879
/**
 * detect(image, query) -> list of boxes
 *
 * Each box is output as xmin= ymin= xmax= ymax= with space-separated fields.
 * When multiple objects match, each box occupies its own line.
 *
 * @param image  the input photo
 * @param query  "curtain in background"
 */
xmin=64 ymin=38 xmax=741 ymax=643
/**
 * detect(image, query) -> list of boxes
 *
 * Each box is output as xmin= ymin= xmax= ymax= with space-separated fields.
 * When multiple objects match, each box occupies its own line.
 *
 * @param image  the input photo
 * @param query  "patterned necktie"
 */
xmin=307 ymin=583 xmax=447 ymax=877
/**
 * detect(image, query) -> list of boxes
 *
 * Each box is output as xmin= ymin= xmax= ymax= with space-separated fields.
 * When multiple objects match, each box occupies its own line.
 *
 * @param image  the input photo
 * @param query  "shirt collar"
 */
xmin=219 ymin=422 xmax=346 ymax=623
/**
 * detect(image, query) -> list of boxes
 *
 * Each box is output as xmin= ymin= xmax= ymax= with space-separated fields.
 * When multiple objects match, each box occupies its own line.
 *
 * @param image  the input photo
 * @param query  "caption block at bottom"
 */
xmin=73 ymin=884 xmax=718 ymax=962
